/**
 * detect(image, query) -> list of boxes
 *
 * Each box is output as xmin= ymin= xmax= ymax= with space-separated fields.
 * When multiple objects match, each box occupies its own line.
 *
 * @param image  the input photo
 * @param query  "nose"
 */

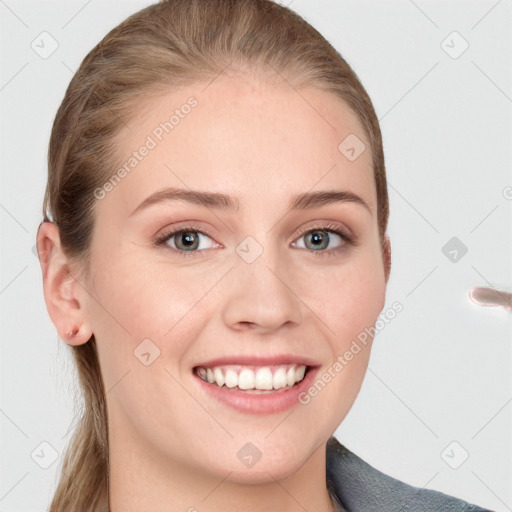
xmin=220 ymin=242 xmax=303 ymax=333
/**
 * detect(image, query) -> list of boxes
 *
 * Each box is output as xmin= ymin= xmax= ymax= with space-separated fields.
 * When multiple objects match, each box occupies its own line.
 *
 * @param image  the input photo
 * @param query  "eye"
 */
xmin=153 ymin=222 xmax=358 ymax=258
xmin=291 ymin=223 xmax=357 ymax=257
xmin=153 ymin=225 xmax=219 ymax=256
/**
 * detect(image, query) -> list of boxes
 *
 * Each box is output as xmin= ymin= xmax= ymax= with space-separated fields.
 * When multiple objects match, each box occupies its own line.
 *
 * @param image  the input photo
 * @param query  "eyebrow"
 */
xmin=129 ymin=187 xmax=372 ymax=216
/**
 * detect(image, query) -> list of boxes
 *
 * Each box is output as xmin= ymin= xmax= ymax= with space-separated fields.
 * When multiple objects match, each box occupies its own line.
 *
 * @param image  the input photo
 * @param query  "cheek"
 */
xmin=297 ymin=260 xmax=382 ymax=425
xmin=300 ymin=250 xmax=386 ymax=347
xmin=316 ymin=251 xmax=385 ymax=414
xmin=86 ymin=253 xmax=210 ymax=383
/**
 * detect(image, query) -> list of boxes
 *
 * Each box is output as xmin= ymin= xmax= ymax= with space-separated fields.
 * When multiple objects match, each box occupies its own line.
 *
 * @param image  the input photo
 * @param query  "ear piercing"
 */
xmin=66 ymin=327 xmax=79 ymax=339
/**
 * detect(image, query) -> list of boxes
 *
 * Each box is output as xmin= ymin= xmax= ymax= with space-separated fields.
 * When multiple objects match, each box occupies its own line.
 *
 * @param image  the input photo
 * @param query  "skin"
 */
xmin=38 ymin=70 xmax=391 ymax=512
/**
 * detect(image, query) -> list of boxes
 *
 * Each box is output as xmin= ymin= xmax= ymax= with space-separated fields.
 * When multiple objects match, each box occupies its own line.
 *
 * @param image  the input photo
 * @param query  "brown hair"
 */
xmin=40 ymin=1 xmax=388 ymax=510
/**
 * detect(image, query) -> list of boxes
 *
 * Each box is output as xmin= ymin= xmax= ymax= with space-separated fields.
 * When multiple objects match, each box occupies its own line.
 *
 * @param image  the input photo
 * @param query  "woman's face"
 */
xmin=80 ymin=72 xmax=390 ymax=486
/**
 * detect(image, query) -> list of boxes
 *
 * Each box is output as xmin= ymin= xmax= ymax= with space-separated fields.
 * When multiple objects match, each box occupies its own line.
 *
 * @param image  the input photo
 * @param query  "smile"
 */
xmin=194 ymin=364 xmax=308 ymax=392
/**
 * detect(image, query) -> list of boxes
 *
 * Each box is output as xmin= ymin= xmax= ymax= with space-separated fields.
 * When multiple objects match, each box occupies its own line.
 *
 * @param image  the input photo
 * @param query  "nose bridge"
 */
xmin=220 ymin=233 xmax=302 ymax=331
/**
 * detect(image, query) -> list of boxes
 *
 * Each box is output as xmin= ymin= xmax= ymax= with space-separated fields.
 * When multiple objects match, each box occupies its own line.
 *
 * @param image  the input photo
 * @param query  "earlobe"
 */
xmin=36 ymin=221 xmax=93 ymax=346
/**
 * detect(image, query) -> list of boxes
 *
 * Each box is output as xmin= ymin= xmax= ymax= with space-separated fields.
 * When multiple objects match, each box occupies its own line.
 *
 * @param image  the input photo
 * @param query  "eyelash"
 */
xmin=153 ymin=222 xmax=359 ymax=258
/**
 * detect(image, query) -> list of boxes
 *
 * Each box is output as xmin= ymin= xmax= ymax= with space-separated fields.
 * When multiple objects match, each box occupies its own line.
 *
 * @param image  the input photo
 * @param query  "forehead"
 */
xmin=102 ymin=74 xmax=375 ymax=219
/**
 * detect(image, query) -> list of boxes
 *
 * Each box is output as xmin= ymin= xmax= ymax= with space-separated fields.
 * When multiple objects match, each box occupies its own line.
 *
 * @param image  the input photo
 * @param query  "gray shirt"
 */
xmin=326 ymin=436 xmax=492 ymax=512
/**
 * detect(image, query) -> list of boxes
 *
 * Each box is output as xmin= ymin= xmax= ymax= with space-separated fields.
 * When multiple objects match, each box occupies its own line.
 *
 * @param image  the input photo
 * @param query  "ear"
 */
xmin=36 ymin=221 xmax=93 ymax=346
xmin=382 ymin=235 xmax=391 ymax=284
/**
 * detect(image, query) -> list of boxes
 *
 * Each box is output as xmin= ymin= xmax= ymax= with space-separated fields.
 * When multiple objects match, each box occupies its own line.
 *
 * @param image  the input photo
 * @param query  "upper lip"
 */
xmin=194 ymin=355 xmax=320 ymax=368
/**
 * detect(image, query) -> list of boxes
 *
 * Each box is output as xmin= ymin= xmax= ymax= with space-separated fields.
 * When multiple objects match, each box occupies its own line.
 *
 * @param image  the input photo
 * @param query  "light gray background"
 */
xmin=1 ymin=0 xmax=511 ymax=510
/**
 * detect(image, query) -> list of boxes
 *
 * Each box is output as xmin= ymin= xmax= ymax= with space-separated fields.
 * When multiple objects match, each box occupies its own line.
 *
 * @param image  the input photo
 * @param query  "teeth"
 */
xmin=255 ymin=367 xmax=273 ymax=390
xmin=238 ymin=369 xmax=255 ymax=390
xmin=196 ymin=364 xmax=308 ymax=391
xmin=213 ymin=367 xmax=225 ymax=387
xmin=273 ymin=367 xmax=287 ymax=389
xmin=225 ymin=369 xmax=238 ymax=388
xmin=295 ymin=365 xmax=306 ymax=381
xmin=287 ymin=366 xmax=296 ymax=387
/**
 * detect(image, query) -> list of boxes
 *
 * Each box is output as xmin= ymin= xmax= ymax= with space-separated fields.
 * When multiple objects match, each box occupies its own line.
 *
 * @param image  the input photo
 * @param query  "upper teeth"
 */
xmin=196 ymin=364 xmax=307 ymax=391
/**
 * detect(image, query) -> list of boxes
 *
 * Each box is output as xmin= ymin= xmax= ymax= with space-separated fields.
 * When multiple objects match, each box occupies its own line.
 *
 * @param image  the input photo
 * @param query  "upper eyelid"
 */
xmin=293 ymin=222 xmax=351 ymax=238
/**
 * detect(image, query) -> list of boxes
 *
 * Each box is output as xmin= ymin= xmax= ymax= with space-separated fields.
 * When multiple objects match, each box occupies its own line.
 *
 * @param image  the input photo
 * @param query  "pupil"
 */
xmin=308 ymin=230 xmax=328 ymax=250
xmin=179 ymin=231 xmax=198 ymax=250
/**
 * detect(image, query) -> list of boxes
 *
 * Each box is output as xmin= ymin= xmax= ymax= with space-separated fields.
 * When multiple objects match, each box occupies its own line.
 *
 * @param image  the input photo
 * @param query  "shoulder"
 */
xmin=326 ymin=436 xmax=493 ymax=512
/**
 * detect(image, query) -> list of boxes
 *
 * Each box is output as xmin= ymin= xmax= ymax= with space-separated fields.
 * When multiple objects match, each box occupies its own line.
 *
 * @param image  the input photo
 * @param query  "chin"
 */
xmin=196 ymin=434 xmax=321 ymax=485
xmin=215 ymin=459 xmax=302 ymax=485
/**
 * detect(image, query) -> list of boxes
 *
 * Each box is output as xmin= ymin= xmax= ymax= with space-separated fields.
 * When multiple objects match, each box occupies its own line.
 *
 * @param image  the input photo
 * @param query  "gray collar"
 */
xmin=326 ymin=436 xmax=491 ymax=512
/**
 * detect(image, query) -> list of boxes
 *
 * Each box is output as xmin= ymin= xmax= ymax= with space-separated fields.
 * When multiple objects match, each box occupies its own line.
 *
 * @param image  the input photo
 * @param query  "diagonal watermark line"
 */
xmin=471 ymin=397 xmax=511 ymax=439
xmin=59 ymin=468 xmax=85 ymax=499
xmin=471 ymin=471 xmax=512 ymax=511
xmin=0 ymin=62 xmax=29 ymax=92
xmin=61 ymin=414 xmax=81 ymax=440
xmin=266 ymin=164 xmax=337 ymax=234
xmin=163 ymin=267 xmax=235 ymax=337
xmin=0 ymin=265 xmax=28 ymax=295
xmin=69 ymin=271 xmax=132 ymax=336
xmin=0 ymin=0 xmax=29 ymax=28
xmin=288 ymin=86 xmax=336 ymax=130
xmin=368 ymin=367 xmax=439 ymax=438
xmin=201 ymin=61 xmax=232 ymax=92
xmin=406 ymin=265 xmax=438 ymax=297
xmin=472 ymin=61 xmax=512 ymax=104
xmin=105 ymin=368 xmax=131 ymax=395
xmin=265 ymin=266 xmax=336 ymax=335
xmin=265 ymin=470 xmax=308 ymax=511
xmin=163 ymin=367 xmax=233 ymax=438
xmin=265 ymin=438 xmax=325 ymax=510
xmin=267 ymin=62 xmax=336 ymax=130
xmin=61 ymin=60 xmax=132 ymax=132
xmin=164 ymin=163 xmax=234 ymax=234
xmin=0 ymin=202 xmax=29 ymax=232
xmin=408 ymin=0 xmax=439 ymax=28
xmin=199 ymin=470 xmax=233 ymax=503
xmin=61 ymin=60 xmax=77 ymax=74
xmin=471 ymin=0 xmax=503 ymax=30
xmin=469 ymin=204 xmax=499 ymax=233
xmin=265 ymin=409 xmax=296 ymax=439
xmin=388 ymin=182 xmax=439 ymax=233
xmin=422 ymin=472 xmax=439 ymax=488
xmin=276 ymin=0 xmax=294 ymax=7
xmin=0 ymin=472 xmax=29 ymax=503
xmin=61 ymin=0 xmax=92 ymax=29
xmin=0 ymin=408 xmax=29 ymax=439
xmin=379 ymin=62 xmax=439 ymax=122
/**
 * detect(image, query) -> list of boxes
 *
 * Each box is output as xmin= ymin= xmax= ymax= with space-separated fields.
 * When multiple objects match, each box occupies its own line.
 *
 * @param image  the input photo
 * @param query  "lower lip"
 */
xmin=193 ymin=366 xmax=319 ymax=415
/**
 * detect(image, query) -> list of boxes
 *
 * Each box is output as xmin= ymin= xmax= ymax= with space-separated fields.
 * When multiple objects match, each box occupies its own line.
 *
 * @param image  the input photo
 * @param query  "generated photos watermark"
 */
xmin=93 ymin=96 xmax=198 ymax=200
xmin=298 ymin=301 xmax=403 ymax=405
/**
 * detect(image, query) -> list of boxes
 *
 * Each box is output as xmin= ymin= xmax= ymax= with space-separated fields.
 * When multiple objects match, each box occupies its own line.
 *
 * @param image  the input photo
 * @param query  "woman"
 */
xmin=36 ymin=1 xmax=493 ymax=510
